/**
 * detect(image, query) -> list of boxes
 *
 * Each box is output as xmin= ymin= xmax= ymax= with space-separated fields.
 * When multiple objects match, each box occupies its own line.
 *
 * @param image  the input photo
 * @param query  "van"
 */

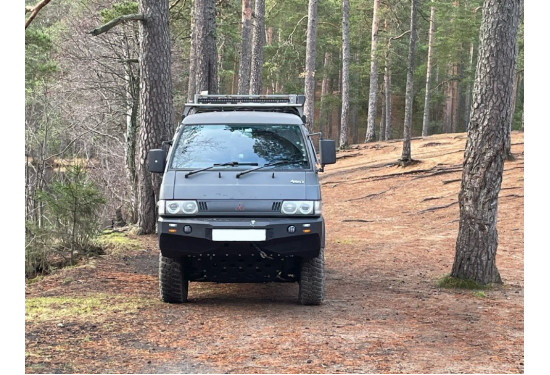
xmin=148 ymin=94 xmax=336 ymax=305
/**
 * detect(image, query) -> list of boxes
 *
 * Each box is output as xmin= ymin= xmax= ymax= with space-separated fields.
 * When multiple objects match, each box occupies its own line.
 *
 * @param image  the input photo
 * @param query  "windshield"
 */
xmin=170 ymin=124 xmax=310 ymax=169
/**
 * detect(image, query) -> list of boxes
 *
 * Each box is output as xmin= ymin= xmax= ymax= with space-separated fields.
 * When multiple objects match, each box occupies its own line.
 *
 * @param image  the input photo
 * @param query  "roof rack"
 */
xmin=183 ymin=94 xmax=306 ymax=117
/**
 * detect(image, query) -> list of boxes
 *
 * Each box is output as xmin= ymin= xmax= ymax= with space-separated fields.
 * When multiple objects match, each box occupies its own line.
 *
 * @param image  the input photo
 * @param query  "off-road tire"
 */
xmin=159 ymin=254 xmax=188 ymax=303
xmin=298 ymin=248 xmax=325 ymax=305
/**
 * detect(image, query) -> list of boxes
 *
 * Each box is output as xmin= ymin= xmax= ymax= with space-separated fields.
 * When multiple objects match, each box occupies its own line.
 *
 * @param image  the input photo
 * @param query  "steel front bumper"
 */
xmin=158 ymin=216 xmax=324 ymax=259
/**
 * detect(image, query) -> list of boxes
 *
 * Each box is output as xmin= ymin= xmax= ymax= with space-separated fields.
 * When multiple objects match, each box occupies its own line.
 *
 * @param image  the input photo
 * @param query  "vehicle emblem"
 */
xmin=290 ymin=179 xmax=305 ymax=184
xmin=235 ymin=202 xmax=244 ymax=211
xmin=250 ymin=220 xmax=256 ymax=226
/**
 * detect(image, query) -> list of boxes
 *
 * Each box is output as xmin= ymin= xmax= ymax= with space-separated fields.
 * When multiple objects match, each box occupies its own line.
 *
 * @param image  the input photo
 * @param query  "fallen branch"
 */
xmin=411 ymin=166 xmax=463 ymax=180
xmin=442 ymin=178 xmax=461 ymax=185
xmin=417 ymin=201 xmax=458 ymax=214
xmin=501 ymin=194 xmax=524 ymax=199
xmin=421 ymin=196 xmax=443 ymax=202
xmin=500 ymin=186 xmax=523 ymax=191
xmin=342 ymin=219 xmax=374 ymax=223
xmin=345 ymin=189 xmax=390 ymax=202
xmin=336 ymin=152 xmax=361 ymax=160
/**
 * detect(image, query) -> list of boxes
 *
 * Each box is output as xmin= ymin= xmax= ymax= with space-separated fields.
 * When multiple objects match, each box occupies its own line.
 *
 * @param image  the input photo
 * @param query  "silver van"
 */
xmin=148 ymin=94 xmax=336 ymax=305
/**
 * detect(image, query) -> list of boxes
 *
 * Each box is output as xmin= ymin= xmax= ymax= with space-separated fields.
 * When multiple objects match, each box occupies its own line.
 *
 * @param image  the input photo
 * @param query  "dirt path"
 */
xmin=25 ymin=132 xmax=524 ymax=374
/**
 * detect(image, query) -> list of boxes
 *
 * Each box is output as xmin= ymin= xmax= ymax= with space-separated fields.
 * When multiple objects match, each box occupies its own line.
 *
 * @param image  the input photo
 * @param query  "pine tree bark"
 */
xmin=339 ymin=0 xmax=350 ymax=149
xmin=400 ymin=0 xmax=417 ymax=164
xmin=304 ymin=0 xmax=319 ymax=132
xmin=250 ymin=0 xmax=265 ymax=95
xmin=505 ymin=39 xmax=521 ymax=159
xmin=452 ymin=0 xmax=522 ymax=285
xmin=365 ymin=0 xmax=380 ymax=142
xmin=379 ymin=99 xmax=385 ymax=141
xmin=187 ymin=2 xmax=197 ymax=102
xmin=422 ymin=1 xmax=435 ymax=137
xmin=444 ymin=66 xmax=454 ymax=133
xmin=124 ymin=61 xmax=139 ymax=224
xmin=383 ymin=21 xmax=392 ymax=141
xmin=137 ymin=0 xmax=174 ymax=234
xmin=319 ymin=52 xmax=331 ymax=135
xmin=384 ymin=64 xmax=392 ymax=141
xmin=188 ymin=0 xmax=218 ymax=98
xmin=462 ymin=43 xmax=474 ymax=132
xmin=237 ymin=0 xmax=252 ymax=94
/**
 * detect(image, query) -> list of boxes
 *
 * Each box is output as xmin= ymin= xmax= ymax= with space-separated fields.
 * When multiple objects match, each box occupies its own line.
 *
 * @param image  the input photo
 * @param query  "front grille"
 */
xmin=271 ymin=201 xmax=282 ymax=212
xmin=198 ymin=201 xmax=208 ymax=211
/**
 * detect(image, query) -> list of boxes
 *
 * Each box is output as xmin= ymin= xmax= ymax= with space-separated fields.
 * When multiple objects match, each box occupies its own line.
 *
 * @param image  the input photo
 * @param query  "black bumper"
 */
xmin=158 ymin=216 xmax=324 ymax=259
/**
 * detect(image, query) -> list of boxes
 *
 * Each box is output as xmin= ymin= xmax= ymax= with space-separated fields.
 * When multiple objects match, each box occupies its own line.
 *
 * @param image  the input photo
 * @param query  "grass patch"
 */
xmin=25 ymin=294 xmax=156 ymax=322
xmin=336 ymin=237 xmax=355 ymax=245
xmin=437 ymin=275 xmax=489 ymax=290
xmin=95 ymin=230 xmax=141 ymax=254
xmin=473 ymin=290 xmax=487 ymax=298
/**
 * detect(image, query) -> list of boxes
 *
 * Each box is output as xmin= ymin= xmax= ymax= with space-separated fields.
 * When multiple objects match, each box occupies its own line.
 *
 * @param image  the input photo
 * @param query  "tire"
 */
xmin=159 ymin=254 xmax=189 ymax=303
xmin=298 ymin=248 xmax=325 ymax=305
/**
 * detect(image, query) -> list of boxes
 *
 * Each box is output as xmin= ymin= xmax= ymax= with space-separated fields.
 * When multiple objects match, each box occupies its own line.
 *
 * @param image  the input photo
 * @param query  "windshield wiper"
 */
xmin=235 ymin=159 xmax=307 ymax=178
xmin=185 ymin=161 xmax=258 ymax=178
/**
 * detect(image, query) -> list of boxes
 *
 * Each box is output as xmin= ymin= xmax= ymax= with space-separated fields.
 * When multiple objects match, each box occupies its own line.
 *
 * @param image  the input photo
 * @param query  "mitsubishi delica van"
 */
xmin=147 ymin=94 xmax=336 ymax=305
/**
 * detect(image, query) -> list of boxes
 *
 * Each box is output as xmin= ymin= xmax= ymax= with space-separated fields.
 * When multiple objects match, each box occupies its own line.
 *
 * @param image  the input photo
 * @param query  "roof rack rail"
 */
xmin=183 ymin=94 xmax=306 ymax=117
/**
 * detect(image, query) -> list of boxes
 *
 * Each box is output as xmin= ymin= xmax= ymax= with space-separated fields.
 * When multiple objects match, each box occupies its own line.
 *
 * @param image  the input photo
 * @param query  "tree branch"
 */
xmin=389 ymin=29 xmax=411 ymax=42
xmin=25 ymin=0 xmax=53 ymax=29
xmin=169 ymin=0 xmax=186 ymax=11
xmin=89 ymin=14 xmax=144 ymax=36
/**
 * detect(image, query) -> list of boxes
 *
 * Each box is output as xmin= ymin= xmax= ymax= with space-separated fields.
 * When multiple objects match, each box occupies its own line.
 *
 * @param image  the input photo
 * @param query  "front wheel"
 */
xmin=159 ymin=254 xmax=189 ymax=303
xmin=298 ymin=248 xmax=325 ymax=305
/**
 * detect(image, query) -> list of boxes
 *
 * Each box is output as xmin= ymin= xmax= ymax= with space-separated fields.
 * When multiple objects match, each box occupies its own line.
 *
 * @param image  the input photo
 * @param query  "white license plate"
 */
xmin=212 ymin=229 xmax=266 ymax=242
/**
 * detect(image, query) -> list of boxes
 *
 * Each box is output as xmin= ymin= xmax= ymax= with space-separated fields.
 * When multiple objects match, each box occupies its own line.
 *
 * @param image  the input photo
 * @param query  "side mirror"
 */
xmin=319 ymin=139 xmax=336 ymax=170
xmin=147 ymin=149 xmax=167 ymax=173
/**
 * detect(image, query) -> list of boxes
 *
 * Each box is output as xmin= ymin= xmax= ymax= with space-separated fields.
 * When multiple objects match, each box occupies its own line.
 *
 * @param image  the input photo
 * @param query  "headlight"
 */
xmin=281 ymin=200 xmax=320 ymax=215
xmin=160 ymin=200 xmax=198 ymax=215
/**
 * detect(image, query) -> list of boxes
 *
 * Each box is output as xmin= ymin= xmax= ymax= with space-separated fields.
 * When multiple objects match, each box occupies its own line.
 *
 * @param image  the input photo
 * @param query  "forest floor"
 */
xmin=25 ymin=131 xmax=524 ymax=374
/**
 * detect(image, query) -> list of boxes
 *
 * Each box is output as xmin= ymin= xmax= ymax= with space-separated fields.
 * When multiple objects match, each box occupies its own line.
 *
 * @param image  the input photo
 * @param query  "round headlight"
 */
xmin=182 ymin=201 xmax=198 ymax=214
xmin=166 ymin=202 xmax=181 ymax=214
xmin=282 ymin=201 xmax=298 ymax=214
xmin=299 ymin=201 xmax=314 ymax=214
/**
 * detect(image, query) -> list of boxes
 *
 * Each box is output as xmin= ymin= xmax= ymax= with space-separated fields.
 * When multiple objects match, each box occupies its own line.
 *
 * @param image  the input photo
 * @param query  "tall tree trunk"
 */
xmin=237 ymin=0 xmax=252 ymax=94
xmin=339 ymin=0 xmax=350 ymax=149
xmin=505 ymin=37 xmax=521 ymax=159
xmin=399 ymin=0 xmax=417 ymax=164
xmin=379 ymin=98 xmax=385 ymax=141
xmin=384 ymin=65 xmax=392 ymax=141
xmin=444 ymin=66 xmax=454 ymax=133
xmin=452 ymin=63 xmax=462 ymax=132
xmin=463 ymin=42 xmax=474 ymax=132
xmin=137 ymin=0 xmax=174 ymax=234
xmin=187 ymin=1 xmax=197 ymax=102
xmin=365 ymin=0 xmax=380 ymax=142
xmin=383 ymin=20 xmax=392 ymax=141
xmin=452 ymin=0 xmax=521 ymax=285
xmin=250 ymin=0 xmax=265 ymax=95
xmin=231 ymin=55 xmax=239 ymax=94
xmin=189 ymin=0 xmax=218 ymax=98
xmin=351 ymin=52 xmax=360 ymax=144
xmin=124 ymin=62 xmax=139 ymax=224
xmin=304 ymin=0 xmax=319 ymax=132
xmin=319 ymin=51 xmax=331 ymax=135
xmin=422 ymin=1 xmax=435 ymax=137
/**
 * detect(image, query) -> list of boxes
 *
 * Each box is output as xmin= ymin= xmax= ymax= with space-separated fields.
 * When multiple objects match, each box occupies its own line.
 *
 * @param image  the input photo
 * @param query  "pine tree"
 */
xmin=452 ymin=0 xmax=522 ymax=284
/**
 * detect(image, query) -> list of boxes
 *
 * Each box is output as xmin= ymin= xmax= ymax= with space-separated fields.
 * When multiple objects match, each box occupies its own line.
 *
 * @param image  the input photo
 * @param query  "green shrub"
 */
xmin=25 ymin=165 xmax=106 ymax=278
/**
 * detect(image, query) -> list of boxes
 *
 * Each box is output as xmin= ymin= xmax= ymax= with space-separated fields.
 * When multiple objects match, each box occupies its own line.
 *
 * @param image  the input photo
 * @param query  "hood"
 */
xmin=160 ymin=170 xmax=320 ymax=201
